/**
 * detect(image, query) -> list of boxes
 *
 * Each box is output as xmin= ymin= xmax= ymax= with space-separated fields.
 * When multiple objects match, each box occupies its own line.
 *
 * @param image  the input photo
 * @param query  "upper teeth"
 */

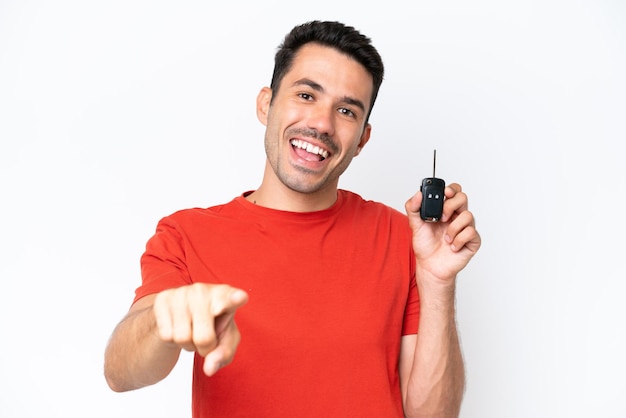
xmin=291 ymin=139 xmax=329 ymax=159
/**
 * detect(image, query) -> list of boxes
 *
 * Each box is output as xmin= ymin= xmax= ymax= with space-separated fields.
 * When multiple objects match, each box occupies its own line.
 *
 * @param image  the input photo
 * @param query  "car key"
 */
xmin=420 ymin=149 xmax=446 ymax=222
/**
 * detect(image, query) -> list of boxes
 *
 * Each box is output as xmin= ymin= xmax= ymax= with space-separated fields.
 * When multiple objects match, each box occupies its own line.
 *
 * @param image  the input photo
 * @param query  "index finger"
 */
xmin=190 ymin=285 xmax=248 ymax=353
xmin=441 ymin=183 xmax=468 ymax=223
xmin=445 ymin=182 xmax=462 ymax=198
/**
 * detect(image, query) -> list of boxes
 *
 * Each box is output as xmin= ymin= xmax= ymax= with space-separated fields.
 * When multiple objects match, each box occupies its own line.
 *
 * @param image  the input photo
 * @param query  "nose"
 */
xmin=306 ymin=104 xmax=335 ymax=137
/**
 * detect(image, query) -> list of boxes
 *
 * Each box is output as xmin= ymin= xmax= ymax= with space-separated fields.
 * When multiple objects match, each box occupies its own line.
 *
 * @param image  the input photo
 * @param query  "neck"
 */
xmin=246 ymin=162 xmax=338 ymax=212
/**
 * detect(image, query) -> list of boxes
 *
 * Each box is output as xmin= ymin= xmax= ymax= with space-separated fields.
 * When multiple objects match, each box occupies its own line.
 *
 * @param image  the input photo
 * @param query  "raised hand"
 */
xmin=405 ymin=183 xmax=481 ymax=284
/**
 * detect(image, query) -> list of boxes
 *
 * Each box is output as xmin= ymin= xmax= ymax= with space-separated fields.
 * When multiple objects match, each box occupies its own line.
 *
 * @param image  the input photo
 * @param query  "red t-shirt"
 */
xmin=137 ymin=190 xmax=420 ymax=417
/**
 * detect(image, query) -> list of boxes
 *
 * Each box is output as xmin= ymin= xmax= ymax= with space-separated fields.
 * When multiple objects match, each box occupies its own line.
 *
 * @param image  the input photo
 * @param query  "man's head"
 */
xmin=253 ymin=21 xmax=384 ymax=209
xmin=270 ymin=21 xmax=384 ymax=123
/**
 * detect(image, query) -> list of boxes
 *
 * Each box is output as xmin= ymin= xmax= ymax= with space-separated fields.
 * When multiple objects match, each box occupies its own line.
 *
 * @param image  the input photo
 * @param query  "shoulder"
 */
xmin=339 ymin=189 xmax=407 ymax=221
xmin=165 ymin=196 xmax=242 ymax=220
xmin=154 ymin=196 xmax=245 ymax=233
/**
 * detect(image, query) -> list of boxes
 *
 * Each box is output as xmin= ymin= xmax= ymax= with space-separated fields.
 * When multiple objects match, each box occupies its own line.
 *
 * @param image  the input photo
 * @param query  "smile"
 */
xmin=290 ymin=139 xmax=330 ymax=161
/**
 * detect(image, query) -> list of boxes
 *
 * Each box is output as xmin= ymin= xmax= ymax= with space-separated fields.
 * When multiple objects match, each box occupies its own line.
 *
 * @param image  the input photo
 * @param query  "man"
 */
xmin=104 ymin=20 xmax=481 ymax=418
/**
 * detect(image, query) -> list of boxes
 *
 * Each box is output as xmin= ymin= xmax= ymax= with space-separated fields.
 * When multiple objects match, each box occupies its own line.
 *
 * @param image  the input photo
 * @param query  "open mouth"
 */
xmin=290 ymin=139 xmax=330 ymax=161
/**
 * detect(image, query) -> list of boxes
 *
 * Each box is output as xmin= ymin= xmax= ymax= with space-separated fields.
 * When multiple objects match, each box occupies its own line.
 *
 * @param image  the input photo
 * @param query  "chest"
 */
xmin=186 ymin=217 xmax=411 ymax=346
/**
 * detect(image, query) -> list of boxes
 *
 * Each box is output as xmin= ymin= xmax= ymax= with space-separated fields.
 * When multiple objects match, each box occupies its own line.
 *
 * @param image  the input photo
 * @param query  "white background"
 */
xmin=1 ymin=1 xmax=625 ymax=417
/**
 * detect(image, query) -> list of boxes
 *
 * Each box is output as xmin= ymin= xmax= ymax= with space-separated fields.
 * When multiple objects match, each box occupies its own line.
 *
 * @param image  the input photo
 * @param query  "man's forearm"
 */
xmin=404 ymin=275 xmax=465 ymax=418
xmin=104 ymin=305 xmax=181 ymax=392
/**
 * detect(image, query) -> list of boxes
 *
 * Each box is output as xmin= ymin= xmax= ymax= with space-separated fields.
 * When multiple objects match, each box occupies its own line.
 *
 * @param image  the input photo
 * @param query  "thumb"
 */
xmin=229 ymin=289 xmax=249 ymax=307
xmin=211 ymin=287 xmax=248 ymax=337
xmin=209 ymin=286 xmax=249 ymax=317
xmin=405 ymin=191 xmax=425 ymax=227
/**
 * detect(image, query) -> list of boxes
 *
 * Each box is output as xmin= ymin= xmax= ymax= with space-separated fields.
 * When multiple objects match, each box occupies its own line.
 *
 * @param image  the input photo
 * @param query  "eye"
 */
xmin=338 ymin=107 xmax=356 ymax=118
xmin=298 ymin=92 xmax=314 ymax=101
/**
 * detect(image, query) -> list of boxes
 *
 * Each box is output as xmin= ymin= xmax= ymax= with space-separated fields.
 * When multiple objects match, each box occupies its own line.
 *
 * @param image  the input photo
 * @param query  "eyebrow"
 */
xmin=292 ymin=78 xmax=366 ymax=113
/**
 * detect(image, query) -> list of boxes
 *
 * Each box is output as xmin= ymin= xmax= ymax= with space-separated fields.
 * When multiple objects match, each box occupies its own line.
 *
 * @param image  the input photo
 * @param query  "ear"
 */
xmin=256 ymin=87 xmax=272 ymax=126
xmin=354 ymin=123 xmax=372 ymax=156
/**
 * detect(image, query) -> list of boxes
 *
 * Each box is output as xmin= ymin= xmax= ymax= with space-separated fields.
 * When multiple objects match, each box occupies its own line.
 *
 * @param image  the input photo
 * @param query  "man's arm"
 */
xmin=104 ymin=294 xmax=181 ymax=392
xmin=400 ymin=183 xmax=480 ymax=417
xmin=399 ymin=277 xmax=465 ymax=417
xmin=104 ymin=284 xmax=249 ymax=392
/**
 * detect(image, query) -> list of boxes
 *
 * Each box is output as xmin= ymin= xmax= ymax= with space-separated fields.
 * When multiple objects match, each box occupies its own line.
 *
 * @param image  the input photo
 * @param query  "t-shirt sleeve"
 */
xmin=134 ymin=216 xmax=193 ymax=303
xmin=401 ymin=246 xmax=420 ymax=335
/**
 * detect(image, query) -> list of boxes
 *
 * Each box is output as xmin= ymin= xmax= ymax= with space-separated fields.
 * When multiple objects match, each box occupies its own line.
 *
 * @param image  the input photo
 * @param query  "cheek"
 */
xmin=339 ymin=128 xmax=366 ymax=154
xmin=266 ymin=105 xmax=301 ymax=132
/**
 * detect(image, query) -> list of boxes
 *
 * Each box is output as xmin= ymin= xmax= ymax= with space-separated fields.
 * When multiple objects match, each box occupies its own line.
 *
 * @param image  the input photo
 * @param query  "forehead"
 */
xmin=283 ymin=43 xmax=373 ymax=105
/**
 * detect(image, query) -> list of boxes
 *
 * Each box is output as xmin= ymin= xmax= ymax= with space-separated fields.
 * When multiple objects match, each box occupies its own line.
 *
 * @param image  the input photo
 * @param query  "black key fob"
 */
xmin=420 ymin=150 xmax=445 ymax=222
xmin=420 ymin=177 xmax=445 ymax=222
